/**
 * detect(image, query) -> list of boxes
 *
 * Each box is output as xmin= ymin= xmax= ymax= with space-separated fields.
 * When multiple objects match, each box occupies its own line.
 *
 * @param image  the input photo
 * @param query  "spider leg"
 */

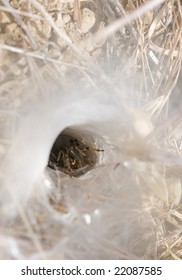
xmin=83 ymin=146 xmax=104 ymax=153
xmin=73 ymin=146 xmax=87 ymax=159
xmin=69 ymin=149 xmax=83 ymax=168
xmin=56 ymin=151 xmax=62 ymax=165
xmin=65 ymin=153 xmax=73 ymax=177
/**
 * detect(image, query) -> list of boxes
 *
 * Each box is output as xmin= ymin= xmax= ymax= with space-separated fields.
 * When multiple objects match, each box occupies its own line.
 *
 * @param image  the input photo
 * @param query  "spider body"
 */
xmin=48 ymin=134 xmax=103 ymax=177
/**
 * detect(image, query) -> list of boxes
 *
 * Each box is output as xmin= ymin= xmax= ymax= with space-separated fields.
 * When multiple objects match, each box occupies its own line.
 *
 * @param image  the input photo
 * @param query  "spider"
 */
xmin=48 ymin=136 xmax=104 ymax=177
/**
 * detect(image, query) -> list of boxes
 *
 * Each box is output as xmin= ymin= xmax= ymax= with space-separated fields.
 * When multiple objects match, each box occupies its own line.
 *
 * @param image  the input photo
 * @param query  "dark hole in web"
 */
xmin=48 ymin=129 xmax=103 ymax=177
